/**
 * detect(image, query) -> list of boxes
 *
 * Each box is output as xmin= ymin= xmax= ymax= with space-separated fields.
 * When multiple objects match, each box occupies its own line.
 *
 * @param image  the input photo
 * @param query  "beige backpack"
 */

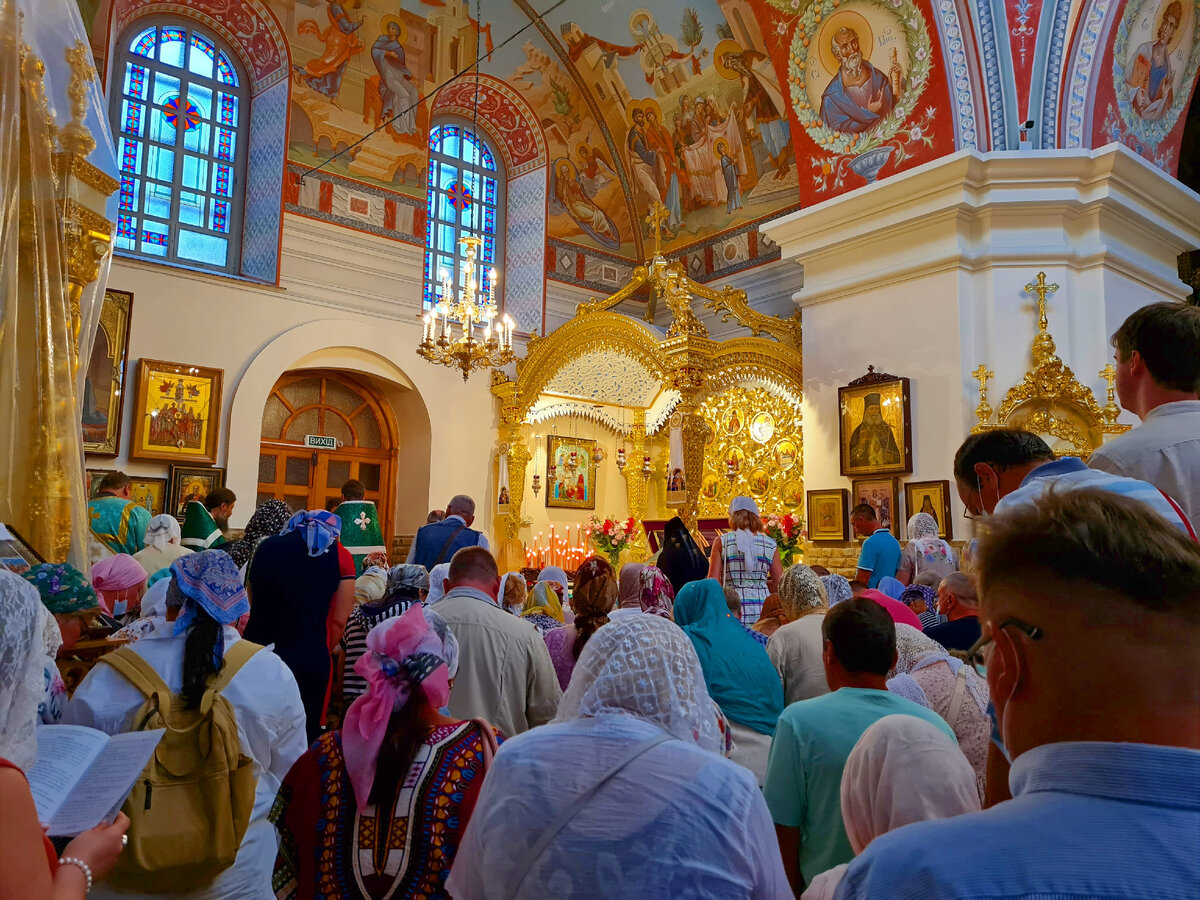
xmin=98 ymin=640 xmax=261 ymax=892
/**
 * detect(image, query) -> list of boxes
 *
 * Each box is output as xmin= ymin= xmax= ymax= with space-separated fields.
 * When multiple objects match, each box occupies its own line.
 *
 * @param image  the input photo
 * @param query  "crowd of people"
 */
xmin=0 ymin=301 xmax=1197 ymax=898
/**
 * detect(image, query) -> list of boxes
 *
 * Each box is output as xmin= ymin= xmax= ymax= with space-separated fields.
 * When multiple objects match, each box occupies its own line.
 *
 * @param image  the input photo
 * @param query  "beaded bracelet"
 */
xmin=59 ymin=856 xmax=93 ymax=893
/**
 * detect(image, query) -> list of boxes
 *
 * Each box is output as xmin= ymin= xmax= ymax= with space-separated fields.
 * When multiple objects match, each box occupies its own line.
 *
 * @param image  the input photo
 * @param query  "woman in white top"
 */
xmin=447 ymin=615 xmax=790 ymax=899
xmin=707 ymin=497 xmax=783 ymax=626
xmin=896 ymin=512 xmax=958 ymax=586
xmin=766 ymin=565 xmax=831 ymax=705
xmin=64 ymin=552 xmax=308 ymax=900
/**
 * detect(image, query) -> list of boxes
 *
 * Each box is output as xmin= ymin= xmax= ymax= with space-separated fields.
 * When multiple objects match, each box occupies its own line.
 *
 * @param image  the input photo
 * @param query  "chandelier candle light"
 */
xmin=419 ymin=236 xmax=514 ymax=380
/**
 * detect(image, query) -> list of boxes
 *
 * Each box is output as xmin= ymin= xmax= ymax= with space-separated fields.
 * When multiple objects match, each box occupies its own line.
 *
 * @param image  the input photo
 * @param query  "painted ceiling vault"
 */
xmin=87 ymin=0 xmax=1200 ymax=284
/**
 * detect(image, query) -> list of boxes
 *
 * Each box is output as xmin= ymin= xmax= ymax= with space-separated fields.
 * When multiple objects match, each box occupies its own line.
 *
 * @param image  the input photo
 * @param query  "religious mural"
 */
xmin=1099 ymin=0 xmax=1200 ymax=172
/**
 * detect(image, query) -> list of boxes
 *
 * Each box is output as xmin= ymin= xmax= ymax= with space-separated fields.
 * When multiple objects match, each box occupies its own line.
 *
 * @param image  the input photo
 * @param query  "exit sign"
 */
xmin=304 ymin=435 xmax=339 ymax=450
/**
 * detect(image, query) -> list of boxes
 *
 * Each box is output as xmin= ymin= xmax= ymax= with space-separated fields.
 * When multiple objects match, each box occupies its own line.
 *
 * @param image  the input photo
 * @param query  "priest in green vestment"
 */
xmin=88 ymin=471 xmax=152 ymax=556
xmin=336 ymin=479 xmax=386 ymax=574
xmin=180 ymin=499 xmax=227 ymax=550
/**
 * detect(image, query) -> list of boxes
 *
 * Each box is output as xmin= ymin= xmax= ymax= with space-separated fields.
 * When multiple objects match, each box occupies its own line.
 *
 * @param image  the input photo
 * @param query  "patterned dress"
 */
xmin=271 ymin=722 xmax=501 ymax=899
xmin=721 ymin=532 xmax=777 ymax=626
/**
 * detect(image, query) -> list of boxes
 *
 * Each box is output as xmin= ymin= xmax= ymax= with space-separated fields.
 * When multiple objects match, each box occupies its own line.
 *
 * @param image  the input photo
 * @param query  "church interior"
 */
xmin=3 ymin=0 xmax=1200 ymax=896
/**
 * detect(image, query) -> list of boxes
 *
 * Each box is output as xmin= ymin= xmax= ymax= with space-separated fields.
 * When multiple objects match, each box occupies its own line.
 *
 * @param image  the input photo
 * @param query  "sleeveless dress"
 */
xmin=722 ymin=532 xmax=776 ymax=626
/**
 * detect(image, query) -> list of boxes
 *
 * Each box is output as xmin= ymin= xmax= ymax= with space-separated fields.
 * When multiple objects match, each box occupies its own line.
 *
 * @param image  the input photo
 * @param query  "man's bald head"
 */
xmin=446 ymin=495 xmax=476 ymax=520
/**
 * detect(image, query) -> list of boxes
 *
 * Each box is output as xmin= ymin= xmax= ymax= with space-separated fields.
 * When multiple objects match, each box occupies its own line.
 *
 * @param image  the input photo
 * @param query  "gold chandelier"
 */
xmin=418 ymin=235 xmax=515 ymax=380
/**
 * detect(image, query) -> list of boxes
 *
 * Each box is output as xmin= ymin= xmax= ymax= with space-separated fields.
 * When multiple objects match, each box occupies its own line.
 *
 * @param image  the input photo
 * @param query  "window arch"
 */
xmin=424 ymin=121 xmax=505 ymax=309
xmin=109 ymin=20 xmax=249 ymax=274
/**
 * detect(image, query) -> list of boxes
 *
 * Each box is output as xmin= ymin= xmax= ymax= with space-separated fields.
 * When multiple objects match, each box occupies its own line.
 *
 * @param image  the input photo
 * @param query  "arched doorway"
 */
xmin=258 ymin=370 xmax=398 ymax=538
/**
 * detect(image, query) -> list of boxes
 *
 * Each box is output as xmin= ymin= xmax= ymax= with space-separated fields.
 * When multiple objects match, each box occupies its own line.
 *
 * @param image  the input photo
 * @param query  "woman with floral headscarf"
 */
xmin=0 ymin=571 xmax=131 ymax=900
xmin=226 ymin=499 xmax=292 ymax=573
xmin=766 ymin=565 xmax=831 ymax=706
xmin=64 ymin=552 xmax=307 ymax=900
xmin=245 ymin=510 xmax=357 ymax=742
xmin=897 ymin=512 xmax=958 ymax=586
xmin=639 ymin=565 xmax=675 ymax=620
xmin=272 ymin=604 xmax=500 ymax=899
xmin=23 ymin=563 xmax=101 ymax=654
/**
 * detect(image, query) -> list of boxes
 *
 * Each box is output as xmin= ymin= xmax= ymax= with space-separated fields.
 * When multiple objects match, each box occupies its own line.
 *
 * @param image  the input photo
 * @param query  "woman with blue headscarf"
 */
xmin=673 ymin=578 xmax=783 ymax=783
xmin=245 ymin=510 xmax=356 ymax=741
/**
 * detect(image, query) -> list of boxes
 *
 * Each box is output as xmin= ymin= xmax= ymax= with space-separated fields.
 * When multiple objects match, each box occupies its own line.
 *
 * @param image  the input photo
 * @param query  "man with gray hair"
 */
xmin=925 ymin=571 xmax=980 ymax=650
xmin=406 ymin=494 xmax=490 ymax=570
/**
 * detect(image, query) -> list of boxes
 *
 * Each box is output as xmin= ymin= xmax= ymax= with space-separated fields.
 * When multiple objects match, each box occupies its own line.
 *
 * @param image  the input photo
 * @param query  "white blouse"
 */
xmin=63 ymin=622 xmax=307 ymax=900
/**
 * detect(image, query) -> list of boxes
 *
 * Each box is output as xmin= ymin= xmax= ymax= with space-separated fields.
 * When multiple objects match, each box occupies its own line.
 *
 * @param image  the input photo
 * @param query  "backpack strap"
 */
xmin=946 ymin=666 xmax=969 ymax=732
xmin=100 ymin=647 xmax=173 ymax=700
xmin=209 ymin=640 xmax=263 ymax=694
xmin=432 ymin=524 xmax=469 ymax=566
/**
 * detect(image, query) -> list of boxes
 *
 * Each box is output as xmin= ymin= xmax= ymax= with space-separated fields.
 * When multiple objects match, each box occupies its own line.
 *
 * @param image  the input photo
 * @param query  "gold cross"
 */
xmin=645 ymin=202 xmax=669 ymax=259
xmin=1024 ymin=271 xmax=1059 ymax=332
xmin=971 ymin=364 xmax=994 ymax=386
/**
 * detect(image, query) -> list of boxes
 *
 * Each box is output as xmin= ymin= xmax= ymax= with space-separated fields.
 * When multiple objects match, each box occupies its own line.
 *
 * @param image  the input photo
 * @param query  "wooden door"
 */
xmin=257 ymin=371 xmax=397 ymax=540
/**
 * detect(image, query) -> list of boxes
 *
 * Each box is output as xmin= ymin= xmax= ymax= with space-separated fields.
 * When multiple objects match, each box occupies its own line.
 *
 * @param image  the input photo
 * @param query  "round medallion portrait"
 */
xmin=750 ymin=412 xmax=775 ymax=444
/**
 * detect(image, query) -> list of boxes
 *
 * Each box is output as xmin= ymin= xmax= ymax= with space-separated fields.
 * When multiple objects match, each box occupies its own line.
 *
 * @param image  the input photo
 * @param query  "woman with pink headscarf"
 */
xmin=270 ymin=604 xmax=501 ymax=899
xmin=89 ymin=554 xmax=147 ymax=619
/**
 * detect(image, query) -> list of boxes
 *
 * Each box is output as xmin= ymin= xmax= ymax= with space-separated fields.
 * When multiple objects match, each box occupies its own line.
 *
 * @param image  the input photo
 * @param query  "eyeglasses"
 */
xmin=965 ymin=618 xmax=1044 ymax=676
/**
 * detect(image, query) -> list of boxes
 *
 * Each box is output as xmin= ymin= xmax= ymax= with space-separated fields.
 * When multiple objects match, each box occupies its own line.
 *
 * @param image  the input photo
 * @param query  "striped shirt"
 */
xmin=340 ymin=594 xmax=419 ymax=703
xmin=835 ymin=741 xmax=1200 ymax=899
xmin=994 ymin=457 xmax=1194 ymax=537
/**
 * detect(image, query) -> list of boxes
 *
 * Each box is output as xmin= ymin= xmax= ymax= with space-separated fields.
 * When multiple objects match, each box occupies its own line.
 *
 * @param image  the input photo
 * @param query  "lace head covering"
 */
xmin=522 ymin=582 xmax=564 ymax=623
xmin=144 ymin=514 xmax=181 ymax=551
xmin=354 ymin=568 xmax=389 ymax=605
xmin=841 ymin=714 xmax=980 ymax=855
xmin=23 ymin=563 xmax=98 ymax=615
xmin=777 ymin=565 xmax=828 ymax=619
xmin=0 ymin=572 xmax=47 ymax=770
xmin=536 ymin=566 xmax=570 ymax=597
xmin=821 ymin=574 xmax=853 ymax=608
xmin=907 ymin=513 xmax=940 ymax=541
xmin=425 ymin=563 xmax=452 ymax=604
xmin=554 ymin=615 xmax=723 ymax=753
xmin=889 ymin=624 xmax=989 ymax=715
xmin=229 ymin=499 xmax=291 ymax=569
xmin=639 ymin=565 xmax=675 ymax=619
xmin=342 ymin=604 xmax=451 ymax=810
xmin=618 ymin=562 xmax=646 ymax=609
xmin=282 ymin=509 xmax=342 ymax=557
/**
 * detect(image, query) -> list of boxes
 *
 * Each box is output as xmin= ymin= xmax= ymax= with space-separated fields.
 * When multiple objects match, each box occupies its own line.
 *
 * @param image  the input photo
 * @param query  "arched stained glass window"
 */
xmin=424 ymin=122 xmax=505 ymax=309
xmin=110 ymin=21 xmax=248 ymax=273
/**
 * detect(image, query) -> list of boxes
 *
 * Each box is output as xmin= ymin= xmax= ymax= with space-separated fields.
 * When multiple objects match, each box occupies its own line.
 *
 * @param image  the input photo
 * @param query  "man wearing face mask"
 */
xmin=951 ymin=428 xmax=1194 ymax=538
xmin=834 ymin=487 xmax=1200 ymax=898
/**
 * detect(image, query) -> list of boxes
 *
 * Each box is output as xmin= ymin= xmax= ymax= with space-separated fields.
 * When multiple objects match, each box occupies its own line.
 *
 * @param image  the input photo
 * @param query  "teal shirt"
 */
xmin=88 ymin=494 xmax=151 ymax=556
xmin=762 ymin=687 xmax=957 ymax=885
xmin=856 ymin=528 xmax=902 ymax=588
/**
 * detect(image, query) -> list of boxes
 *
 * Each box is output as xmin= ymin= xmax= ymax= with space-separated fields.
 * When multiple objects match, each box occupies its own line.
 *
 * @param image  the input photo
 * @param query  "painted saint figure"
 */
xmin=295 ymin=0 xmax=365 ymax=102
xmin=372 ymin=19 xmax=419 ymax=134
xmin=1126 ymin=0 xmax=1182 ymax=120
xmin=848 ymin=393 xmax=902 ymax=468
xmin=716 ymin=139 xmax=742 ymax=213
xmin=819 ymin=27 xmax=904 ymax=134
xmin=721 ymin=48 xmax=791 ymax=176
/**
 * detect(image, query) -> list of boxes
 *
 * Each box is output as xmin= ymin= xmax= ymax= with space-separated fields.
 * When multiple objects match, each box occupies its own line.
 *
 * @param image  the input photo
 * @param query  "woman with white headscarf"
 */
xmin=448 ymin=615 xmax=790 ymax=898
xmin=801 ymin=715 xmax=980 ymax=900
xmin=425 ymin=562 xmax=452 ymax=604
xmin=897 ymin=512 xmax=958 ymax=586
xmin=132 ymin=513 xmax=191 ymax=579
xmin=766 ymin=565 xmax=831 ymax=706
xmin=887 ymin=624 xmax=990 ymax=800
xmin=498 ymin=571 xmax=527 ymax=615
xmin=0 ymin=570 xmax=131 ymax=899
xmin=706 ymin=496 xmax=783 ymax=625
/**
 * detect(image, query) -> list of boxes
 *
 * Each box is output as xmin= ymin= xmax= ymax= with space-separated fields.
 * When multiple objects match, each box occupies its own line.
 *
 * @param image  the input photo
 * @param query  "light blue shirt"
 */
xmin=762 ymin=688 xmax=955 ymax=885
xmin=855 ymin=529 xmax=902 ymax=589
xmin=834 ymin=741 xmax=1200 ymax=899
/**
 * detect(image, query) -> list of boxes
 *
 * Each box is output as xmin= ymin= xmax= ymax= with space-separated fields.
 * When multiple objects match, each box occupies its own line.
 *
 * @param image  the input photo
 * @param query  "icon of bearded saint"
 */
xmin=849 ymin=393 xmax=902 ymax=468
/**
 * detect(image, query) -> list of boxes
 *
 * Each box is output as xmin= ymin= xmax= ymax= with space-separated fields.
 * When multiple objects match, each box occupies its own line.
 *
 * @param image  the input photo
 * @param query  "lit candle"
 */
xmin=489 ymin=268 xmax=497 ymax=306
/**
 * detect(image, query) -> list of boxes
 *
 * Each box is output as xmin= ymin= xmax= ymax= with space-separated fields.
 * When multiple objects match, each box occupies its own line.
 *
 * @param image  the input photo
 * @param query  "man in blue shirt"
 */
xmin=835 ymin=487 xmax=1200 ymax=899
xmin=851 ymin=504 xmax=901 ymax=589
xmin=762 ymin=597 xmax=955 ymax=894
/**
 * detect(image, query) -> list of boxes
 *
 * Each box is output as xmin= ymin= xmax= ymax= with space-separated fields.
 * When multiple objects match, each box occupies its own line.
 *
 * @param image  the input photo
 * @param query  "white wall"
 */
xmin=93 ymin=214 xmax=498 ymax=535
xmin=766 ymin=145 xmax=1200 ymax=533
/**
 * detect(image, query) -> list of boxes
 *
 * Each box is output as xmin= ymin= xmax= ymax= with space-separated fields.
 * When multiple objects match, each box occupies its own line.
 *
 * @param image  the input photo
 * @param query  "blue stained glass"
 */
xmin=118 ymin=137 xmax=141 ymax=174
xmin=119 ymin=175 xmax=138 ymax=211
xmin=146 ymin=145 xmax=174 ymax=181
xmin=159 ymin=27 xmax=186 ymax=68
xmin=116 ymin=213 xmax=137 ymax=249
xmin=216 ymin=52 xmax=238 ymax=86
xmin=218 ymin=93 xmax=237 ymax=127
xmin=428 ymin=125 xmax=442 ymax=151
xmin=188 ymin=33 xmax=215 ymax=79
xmin=485 ymin=177 xmax=496 ymax=205
xmin=130 ymin=27 xmax=156 ymax=58
xmin=121 ymin=100 xmax=144 ymax=137
xmin=438 ymin=193 xmax=458 ymax=224
xmin=178 ymin=191 xmax=205 ymax=227
xmin=437 ymin=223 xmax=456 ymax=254
xmin=484 ymin=206 xmax=496 ymax=235
xmin=177 ymin=229 xmax=228 ymax=266
xmin=188 ymin=84 xmax=213 ymax=119
xmin=124 ymin=63 xmax=148 ymax=100
xmin=483 ymin=234 xmax=495 ymax=263
xmin=212 ymin=164 xmax=233 ymax=197
xmin=181 ymin=155 xmax=209 ymax=191
xmin=211 ymin=199 xmax=229 ymax=233
xmin=152 ymin=72 xmax=180 ymax=106
xmin=183 ymin=119 xmax=211 ymax=154
xmin=143 ymin=181 xmax=172 ymax=219
xmin=140 ymin=220 xmax=169 ymax=257
xmin=438 ymin=162 xmax=458 ymax=191
xmin=215 ymin=128 xmax=235 ymax=162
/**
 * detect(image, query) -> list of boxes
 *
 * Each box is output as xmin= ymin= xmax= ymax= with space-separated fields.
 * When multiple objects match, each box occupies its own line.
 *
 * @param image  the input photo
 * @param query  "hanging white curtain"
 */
xmin=666 ymin=419 xmax=686 ymax=508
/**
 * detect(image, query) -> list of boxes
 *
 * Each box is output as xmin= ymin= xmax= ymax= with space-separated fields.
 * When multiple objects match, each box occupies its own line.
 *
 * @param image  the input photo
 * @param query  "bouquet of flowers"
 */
xmin=765 ymin=512 xmax=804 ymax=566
xmin=584 ymin=515 xmax=639 ymax=567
